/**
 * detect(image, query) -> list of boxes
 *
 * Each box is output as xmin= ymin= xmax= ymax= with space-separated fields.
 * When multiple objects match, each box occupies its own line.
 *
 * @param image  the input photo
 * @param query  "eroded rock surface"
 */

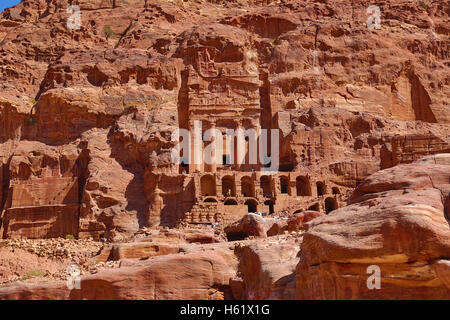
xmin=0 ymin=0 xmax=448 ymax=300
xmin=296 ymin=162 xmax=450 ymax=299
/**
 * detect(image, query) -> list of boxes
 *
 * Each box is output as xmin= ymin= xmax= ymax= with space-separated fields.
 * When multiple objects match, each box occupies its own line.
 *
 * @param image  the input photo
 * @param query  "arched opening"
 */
xmin=308 ymin=203 xmax=320 ymax=211
xmin=260 ymin=175 xmax=272 ymax=197
xmin=264 ymin=200 xmax=274 ymax=215
xmin=296 ymin=176 xmax=311 ymax=196
xmin=245 ymin=199 xmax=258 ymax=213
xmin=204 ymin=197 xmax=217 ymax=203
xmin=200 ymin=175 xmax=216 ymax=197
xmin=224 ymin=199 xmax=237 ymax=205
xmin=332 ymin=187 xmax=340 ymax=195
xmin=316 ymin=181 xmax=325 ymax=196
xmin=241 ymin=176 xmax=255 ymax=197
xmin=324 ymin=197 xmax=338 ymax=214
xmin=222 ymin=176 xmax=236 ymax=197
xmin=280 ymin=176 xmax=289 ymax=194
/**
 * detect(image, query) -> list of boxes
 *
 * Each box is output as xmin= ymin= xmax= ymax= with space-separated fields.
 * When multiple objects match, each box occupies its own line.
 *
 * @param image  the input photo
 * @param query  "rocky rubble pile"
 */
xmin=1 ymin=238 xmax=104 ymax=260
xmin=0 ymin=238 xmax=118 ymax=286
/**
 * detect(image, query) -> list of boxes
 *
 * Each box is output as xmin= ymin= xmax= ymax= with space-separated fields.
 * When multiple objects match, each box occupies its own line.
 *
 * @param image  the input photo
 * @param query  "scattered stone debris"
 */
xmin=0 ymin=238 xmax=109 ymax=285
xmin=1 ymin=238 xmax=104 ymax=260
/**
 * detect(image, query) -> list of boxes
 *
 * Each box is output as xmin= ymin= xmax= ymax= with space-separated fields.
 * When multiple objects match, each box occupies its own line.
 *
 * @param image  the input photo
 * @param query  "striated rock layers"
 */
xmin=0 ymin=0 xmax=448 ymax=240
xmin=296 ymin=162 xmax=450 ymax=299
xmin=0 ymin=0 xmax=448 ymax=300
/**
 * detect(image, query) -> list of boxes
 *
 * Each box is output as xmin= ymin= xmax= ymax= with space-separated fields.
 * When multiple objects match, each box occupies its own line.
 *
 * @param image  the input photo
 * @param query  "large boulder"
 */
xmin=296 ymin=163 xmax=450 ymax=299
xmin=0 ymin=246 xmax=237 ymax=300
xmin=234 ymin=240 xmax=300 ymax=300
xmin=287 ymin=211 xmax=324 ymax=232
xmin=224 ymin=214 xmax=269 ymax=240
xmin=266 ymin=220 xmax=288 ymax=237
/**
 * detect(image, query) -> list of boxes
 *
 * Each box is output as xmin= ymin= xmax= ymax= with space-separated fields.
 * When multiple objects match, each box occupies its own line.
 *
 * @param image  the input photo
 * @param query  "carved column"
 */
xmin=236 ymin=123 xmax=245 ymax=171
xmin=210 ymin=122 xmax=217 ymax=173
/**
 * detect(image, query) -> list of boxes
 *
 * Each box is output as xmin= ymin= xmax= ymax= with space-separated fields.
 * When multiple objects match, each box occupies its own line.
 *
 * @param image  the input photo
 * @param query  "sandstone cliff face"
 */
xmin=0 ymin=157 xmax=449 ymax=300
xmin=0 ymin=0 xmax=448 ymax=300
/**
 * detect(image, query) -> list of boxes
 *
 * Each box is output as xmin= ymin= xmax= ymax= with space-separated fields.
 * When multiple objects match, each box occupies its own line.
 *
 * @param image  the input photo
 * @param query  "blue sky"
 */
xmin=0 ymin=0 xmax=21 ymax=13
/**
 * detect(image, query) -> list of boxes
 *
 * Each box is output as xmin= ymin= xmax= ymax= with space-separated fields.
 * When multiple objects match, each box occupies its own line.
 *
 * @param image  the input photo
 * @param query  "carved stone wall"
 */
xmin=2 ymin=177 xmax=79 ymax=239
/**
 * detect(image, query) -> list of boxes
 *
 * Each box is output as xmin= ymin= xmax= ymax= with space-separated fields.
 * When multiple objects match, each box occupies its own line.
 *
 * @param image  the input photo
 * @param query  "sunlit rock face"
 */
xmin=0 ymin=0 xmax=448 ymax=300
xmin=296 ymin=162 xmax=450 ymax=300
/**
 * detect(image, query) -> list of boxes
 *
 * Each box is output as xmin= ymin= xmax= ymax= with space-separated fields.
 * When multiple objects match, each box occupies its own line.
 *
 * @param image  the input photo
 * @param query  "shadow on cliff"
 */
xmin=444 ymin=193 xmax=450 ymax=227
xmin=124 ymin=174 xmax=149 ymax=228
xmin=107 ymin=131 xmax=149 ymax=229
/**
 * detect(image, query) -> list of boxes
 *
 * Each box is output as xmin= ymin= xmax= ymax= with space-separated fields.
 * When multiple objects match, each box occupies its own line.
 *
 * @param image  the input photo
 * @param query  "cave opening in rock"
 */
xmin=222 ymin=175 xmax=236 ymax=197
xmin=260 ymin=175 xmax=272 ymax=197
xmin=245 ymin=199 xmax=257 ymax=213
xmin=316 ymin=181 xmax=325 ymax=196
xmin=280 ymin=176 xmax=289 ymax=194
xmin=296 ymin=176 xmax=311 ymax=196
xmin=201 ymin=175 xmax=216 ymax=197
xmin=325 ymin=197 xmax=338 ymax=214
xmin=264 ymin=200 xmax=274 ymax=214
xmin=241 ymin=176 xmax=255 ymax=197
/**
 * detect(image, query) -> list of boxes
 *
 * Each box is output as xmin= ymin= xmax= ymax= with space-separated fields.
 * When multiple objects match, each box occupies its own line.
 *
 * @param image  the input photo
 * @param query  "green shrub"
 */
xmin=102 ymin=25 xmax=114 ymax=40
xmin=418 ymin=1 xmax=429 ymax=10
xmin=28 ymin=270 xmax=45 ymax=278
xmin=65 ymin=234 xmax=75 ymax=240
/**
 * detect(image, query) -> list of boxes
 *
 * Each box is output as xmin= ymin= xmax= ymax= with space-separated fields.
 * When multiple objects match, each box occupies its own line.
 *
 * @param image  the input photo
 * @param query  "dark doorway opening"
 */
xmin=325 ymin=197 xmax=338 ymax=214
xmin=245 ymin=200 xmax=257 ymax=213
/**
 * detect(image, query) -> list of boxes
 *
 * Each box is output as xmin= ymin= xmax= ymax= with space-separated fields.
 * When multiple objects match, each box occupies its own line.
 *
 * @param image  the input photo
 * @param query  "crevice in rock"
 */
xmin=444 ymin=193 xmax=450 ymax=225
xmin=0 ymin=156 xmax=12 ymax=239
xmin=177 ymin=68 xmax=190 ymax=131
xmin=115 ymin=18 xmax=135 ymax=49
xmin=74 ymin=144 xmax=91 ymax=236
xmin=259 ymin=70 xmax=272 ymax=150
